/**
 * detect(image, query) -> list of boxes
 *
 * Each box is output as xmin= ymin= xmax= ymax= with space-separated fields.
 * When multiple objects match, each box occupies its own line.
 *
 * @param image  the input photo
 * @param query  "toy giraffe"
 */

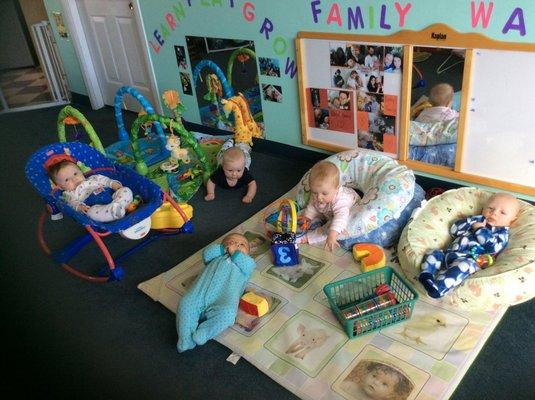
xmin=235 ymin=93 xmax=262 ymax=140
xmin=221 ymin=94 xmax=262 ymax=146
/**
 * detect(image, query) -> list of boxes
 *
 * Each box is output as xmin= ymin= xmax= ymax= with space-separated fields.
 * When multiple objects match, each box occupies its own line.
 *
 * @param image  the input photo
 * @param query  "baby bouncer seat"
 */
xmin=25 ymin=141 xmax=192 ymax=282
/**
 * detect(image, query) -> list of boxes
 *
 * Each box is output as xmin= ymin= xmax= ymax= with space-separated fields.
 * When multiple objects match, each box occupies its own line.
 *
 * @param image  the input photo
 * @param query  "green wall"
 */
xmin=43 ymin=0 xmax=87 ymax=95
xmin=42 ymin=0 xmax=535 ymax=197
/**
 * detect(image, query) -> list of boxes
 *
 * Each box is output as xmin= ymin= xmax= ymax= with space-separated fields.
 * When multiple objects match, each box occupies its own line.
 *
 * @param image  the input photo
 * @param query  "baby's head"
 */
xmin=46 ymin=155 xmax=85 ymax=192
xmin=482 ymin=192 xmax=519 ymax=227
xmin=339 ymin=91 xmax=350 ymax=105
xmin=429 ymin=83 xmax=454 ymax=107
xmin=223 ymin=232 xmax=250 ymax=255
xmin=222 ymin=146 xmax=246 ymax=180
xmin=309 ymin=161 xmax=340 ymax=206
xmin=349 ymin=360 xmax=414 ymax=400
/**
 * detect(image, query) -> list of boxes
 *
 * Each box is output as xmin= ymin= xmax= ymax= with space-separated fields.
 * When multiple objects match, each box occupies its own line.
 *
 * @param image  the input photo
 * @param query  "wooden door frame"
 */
xmin=60 ymin=0 xmax=161 ymax=112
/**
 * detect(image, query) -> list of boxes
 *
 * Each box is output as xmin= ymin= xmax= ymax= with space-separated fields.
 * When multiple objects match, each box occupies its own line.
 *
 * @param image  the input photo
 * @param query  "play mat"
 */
xmin=138 ymin=195 xmax=508 ymax=400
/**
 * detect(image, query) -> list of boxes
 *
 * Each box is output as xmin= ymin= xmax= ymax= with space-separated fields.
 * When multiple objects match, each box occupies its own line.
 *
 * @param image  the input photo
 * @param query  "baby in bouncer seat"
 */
xmin=46 ymin=154 xmax=133 ymax=223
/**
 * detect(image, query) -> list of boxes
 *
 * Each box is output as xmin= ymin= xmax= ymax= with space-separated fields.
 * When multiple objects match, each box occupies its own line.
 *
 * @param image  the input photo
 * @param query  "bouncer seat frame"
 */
xmin=26 ymin=141 xmax=192 ymax=283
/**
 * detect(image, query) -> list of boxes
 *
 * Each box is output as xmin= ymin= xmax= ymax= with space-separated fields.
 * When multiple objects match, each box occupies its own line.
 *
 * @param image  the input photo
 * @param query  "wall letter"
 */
xmin=326 ymin=3 xmax=342 ymax=26
xmin=149 ymin=40 xmax=161 ymax=54
xmin=260 ymin=18 xmax=274 ymax=40
xmin=369 ymin=6 xmax=375 ymax=29
xmin=394 ymin=2 xmax=412 ymax=27
xmin=154 ymin=30 xmax=164 ymax=46
xmin=229 ymin=0 xmax=235 ymax=7
xmin=379 ymin=5 xmax=391 ymax=29
xmin=348 ymin=6 xmax=364 ymax=30
xmin=160 ymin=23 xmax=170 ymax=39
xmin=173 ymin=3 xmax=185 ymax=20
xmin=212 ymin=0 xmax=223 ymax=6
xmin=243 ymin=2 xmax=255 ymax=21
xmin=470 ymin=1 xmax=493 ymax=28
xmin=284 ymin=57 xmax=297 ymax=79
xmin=310 ymin=0 xmax=322 ymax=23
xmin=201 ymin=0 xmax=210 ymax=6
xmin=502 ymin=7 xmax=526 ymax=36
xmin=165 ymin=13 xmax=177 ymax=30
xmin=273 ymin=37 xmax=288 ymax=55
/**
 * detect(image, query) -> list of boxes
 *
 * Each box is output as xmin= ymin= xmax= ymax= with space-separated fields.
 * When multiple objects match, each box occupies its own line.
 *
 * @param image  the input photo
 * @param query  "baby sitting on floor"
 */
xmin=299 ymin=160 xmax=360 ymax=252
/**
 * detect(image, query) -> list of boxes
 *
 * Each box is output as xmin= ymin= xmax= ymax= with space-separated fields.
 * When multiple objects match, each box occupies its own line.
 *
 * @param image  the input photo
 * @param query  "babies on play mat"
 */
xmin=419 ymin=192 xmax=519 ymax=298
xmin=205 ymin=146 xmax=257 ymax=203
xmin=299 ymin=160 xmax=360 ymax=251
xmin=176 ymin=232 xmax=256 ymax=352
xmin=45 ymin=154 xmax=133 ymax=223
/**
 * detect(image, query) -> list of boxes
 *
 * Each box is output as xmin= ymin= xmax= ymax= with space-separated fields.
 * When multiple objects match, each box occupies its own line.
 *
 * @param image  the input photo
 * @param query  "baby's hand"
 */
xmin=205 ymin=193 xmax=215 ymax=201
xmin=472 ymin=220 xmax=486 ymax=231
xmin=111 ymin=182 xmax=123 ymax=191
xmin=225 ymin=244 xmax=238 ymax=255
xmin=79 ymin=204 xmax=90 ymax=214
xmin=325 ymin=231 xmax=340 ymax=252
xmin=242 ymin=194 xmax=253 ymax=203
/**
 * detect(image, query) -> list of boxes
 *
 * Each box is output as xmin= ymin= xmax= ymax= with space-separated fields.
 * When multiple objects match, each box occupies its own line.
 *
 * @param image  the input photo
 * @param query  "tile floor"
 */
xmin=0 ymin=66 xmax=53 ymax=109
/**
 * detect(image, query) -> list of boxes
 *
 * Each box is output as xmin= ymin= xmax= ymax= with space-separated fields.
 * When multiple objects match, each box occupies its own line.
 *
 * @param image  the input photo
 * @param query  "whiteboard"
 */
xmin=463 ymin=49 xmax=535 ymax=187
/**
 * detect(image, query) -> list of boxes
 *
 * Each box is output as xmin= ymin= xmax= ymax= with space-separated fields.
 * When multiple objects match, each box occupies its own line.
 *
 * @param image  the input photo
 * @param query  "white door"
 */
xmin=79 ymin=0 xmax=153 ymax=111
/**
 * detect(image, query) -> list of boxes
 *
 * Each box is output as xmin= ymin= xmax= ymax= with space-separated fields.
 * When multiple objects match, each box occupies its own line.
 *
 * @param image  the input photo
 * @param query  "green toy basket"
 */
xmin=323 ymin=266 xmax=418 ymax=339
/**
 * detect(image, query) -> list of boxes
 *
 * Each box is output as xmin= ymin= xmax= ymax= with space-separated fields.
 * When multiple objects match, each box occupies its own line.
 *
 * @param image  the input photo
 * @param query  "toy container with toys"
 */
xmin=323 ymin=267 xmax=418 ymax=339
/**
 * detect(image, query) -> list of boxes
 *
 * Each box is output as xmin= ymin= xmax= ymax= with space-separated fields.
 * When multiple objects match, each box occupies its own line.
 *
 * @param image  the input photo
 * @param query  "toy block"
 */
xmin=271 ymin=243 xmax=299 ymax=267
xmin=352 ymin=243 xmax=386 ymax=272
xmin=239 ymin=292 xmax=269 ymax=317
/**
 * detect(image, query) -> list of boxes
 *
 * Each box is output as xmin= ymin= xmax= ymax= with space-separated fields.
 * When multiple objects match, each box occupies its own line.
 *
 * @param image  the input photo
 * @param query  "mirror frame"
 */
xmin=297 ymin=24 xmax=535 ymax=196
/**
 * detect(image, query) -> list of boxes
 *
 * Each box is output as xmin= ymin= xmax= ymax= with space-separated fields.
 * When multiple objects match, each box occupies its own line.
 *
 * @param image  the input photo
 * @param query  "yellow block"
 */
xmin=352 ymin=243 xmax=386 ymax=272
xmin=150 ymin=202 xmax=193 ymax=229
xmin=239 ymin=292 xmax=269 ymax=317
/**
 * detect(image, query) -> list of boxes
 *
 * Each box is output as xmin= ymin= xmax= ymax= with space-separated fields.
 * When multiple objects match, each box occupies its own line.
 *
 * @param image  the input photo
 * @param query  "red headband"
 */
xmin=44 ymin=153 xmax=77 ymax=172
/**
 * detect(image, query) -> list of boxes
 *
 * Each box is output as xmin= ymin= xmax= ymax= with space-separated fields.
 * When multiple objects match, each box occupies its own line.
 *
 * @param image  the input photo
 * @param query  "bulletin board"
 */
xmin=297 ymin=26 xmax=535 ymax=196
xmin=296 ymin=33 xmax=404 ymax=157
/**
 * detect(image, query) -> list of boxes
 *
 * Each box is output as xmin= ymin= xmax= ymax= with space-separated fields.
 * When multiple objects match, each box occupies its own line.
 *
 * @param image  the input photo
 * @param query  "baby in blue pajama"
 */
xmin=419 ymin=193 xmax=519 ymax=298
xmin=176 ymin=233 xmax=256 ymax=352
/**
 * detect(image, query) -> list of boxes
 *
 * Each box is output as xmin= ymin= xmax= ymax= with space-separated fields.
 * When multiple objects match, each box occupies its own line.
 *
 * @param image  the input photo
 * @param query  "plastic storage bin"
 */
xmin=323 ymin=266 xmax=418 ymax=339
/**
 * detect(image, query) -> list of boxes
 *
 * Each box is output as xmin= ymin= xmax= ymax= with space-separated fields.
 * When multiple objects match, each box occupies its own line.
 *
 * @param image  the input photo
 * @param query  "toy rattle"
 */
xmin=269 ymin=198 xmax=300 ymax=267
xmin=342 ymin=283 xmax=397 ymax=319
xmin=470 ymin=247 xmax=495 ymax=268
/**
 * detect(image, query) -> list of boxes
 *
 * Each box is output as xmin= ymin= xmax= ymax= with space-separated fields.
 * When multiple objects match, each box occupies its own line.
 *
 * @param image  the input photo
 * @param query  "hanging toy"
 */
xmin=237 ymin=53 xmax=250 ymax=73
xmin=64 ymin=115 xmax=81 ymax=140
xmin=412 ymin=64 xmax=426 ymax=89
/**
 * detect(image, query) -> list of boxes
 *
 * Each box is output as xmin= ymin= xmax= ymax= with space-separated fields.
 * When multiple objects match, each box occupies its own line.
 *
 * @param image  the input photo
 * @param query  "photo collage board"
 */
xmin=307 ymin=41 xmax=403 ymax=154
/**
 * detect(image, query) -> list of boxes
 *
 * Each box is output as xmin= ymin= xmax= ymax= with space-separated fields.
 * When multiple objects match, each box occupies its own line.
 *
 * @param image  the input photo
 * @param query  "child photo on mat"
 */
xmin=334 ymin=345 xmax=429 ymax=400
xmin=243 ymin=231 xmax=270 ymax=258
xmin=340 ymin=359 xmax=414 ymax=400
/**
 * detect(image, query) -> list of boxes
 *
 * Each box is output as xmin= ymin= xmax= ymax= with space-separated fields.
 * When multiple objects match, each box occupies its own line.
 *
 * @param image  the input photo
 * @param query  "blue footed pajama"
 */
xmin=419 ymin=215 xmax=509 ymax=298
xmin=176 ymin=243 xmax=256 ymax=352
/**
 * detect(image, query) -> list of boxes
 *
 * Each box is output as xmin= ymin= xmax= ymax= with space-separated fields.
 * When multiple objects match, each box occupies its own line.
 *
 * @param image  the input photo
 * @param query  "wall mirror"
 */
xmin=408 ymin=47 xmax=466 ymax=169
xmin=297 ymin=25 xmax=535 ymax=196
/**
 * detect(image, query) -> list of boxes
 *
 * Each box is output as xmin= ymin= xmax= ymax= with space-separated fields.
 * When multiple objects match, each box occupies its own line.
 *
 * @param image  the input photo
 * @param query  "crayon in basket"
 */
xmin=341 ymin=283 xmax=397 ymax=319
